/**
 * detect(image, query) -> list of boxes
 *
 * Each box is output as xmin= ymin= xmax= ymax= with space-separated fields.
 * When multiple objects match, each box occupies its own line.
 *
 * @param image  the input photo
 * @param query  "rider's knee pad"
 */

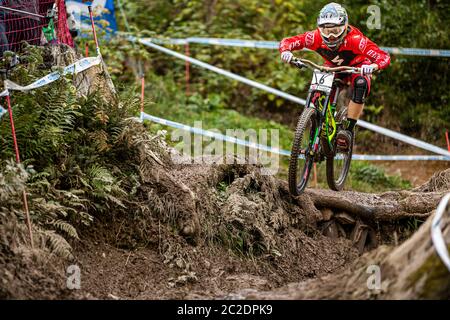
xmin=351 ymin=76 xmax=368 ymax=104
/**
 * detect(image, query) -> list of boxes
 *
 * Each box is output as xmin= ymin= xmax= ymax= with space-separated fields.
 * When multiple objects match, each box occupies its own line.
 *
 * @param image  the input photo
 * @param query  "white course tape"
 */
xmin=151 ymin=37 xmax=450 ymax=58
xmin=137 ymin=37 xmax=306 ymax=105
xmin=351 ymin=154 xmax=450 ymax=161
xmin=141 ymin=112 xmax=291 ymax=156
xmin=0 ymin=90 xmax=8 ymax=119
xmin=136 ymin=38 xmax=450 ymax=158
xmin=141 ymin=112 xmax=450 ymax=161
xmin=0 ymin=105 xmax=6 ymax=119
xmin=357 ymin=120 xmax=450 ymax=158
xmin=431 ymin=193 xmax=450 ymax=272
xmin=4 ymin=56 xmax=102 ymax=92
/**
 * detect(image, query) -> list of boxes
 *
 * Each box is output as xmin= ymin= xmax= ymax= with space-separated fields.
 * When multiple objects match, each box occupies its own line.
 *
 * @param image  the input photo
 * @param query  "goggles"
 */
xmin=318 ymin=24 xmax=346 ymax=39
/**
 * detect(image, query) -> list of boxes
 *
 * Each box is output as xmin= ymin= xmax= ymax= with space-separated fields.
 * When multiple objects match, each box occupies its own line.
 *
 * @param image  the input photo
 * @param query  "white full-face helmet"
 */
xmin=317 ymin=2 xmax=349 ymax=49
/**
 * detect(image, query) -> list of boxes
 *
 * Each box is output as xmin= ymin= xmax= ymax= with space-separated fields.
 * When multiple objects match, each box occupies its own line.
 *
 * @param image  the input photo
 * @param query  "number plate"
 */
xmin=310 ymin=70 xmax=334 ymax=93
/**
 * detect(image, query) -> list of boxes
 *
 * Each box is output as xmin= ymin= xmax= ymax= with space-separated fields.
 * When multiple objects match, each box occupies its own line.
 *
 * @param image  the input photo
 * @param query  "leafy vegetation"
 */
xmin=0 ymin=46 xmax=142 ymax=256
xmin=115 ymin=0 xmax=449 ymax=145
xmin=348 ymin=161 xmax=412 ymax=192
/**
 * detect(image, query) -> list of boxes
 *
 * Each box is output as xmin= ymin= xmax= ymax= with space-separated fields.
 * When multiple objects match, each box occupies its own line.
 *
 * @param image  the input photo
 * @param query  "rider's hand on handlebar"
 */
xmin=360 ymin=64 xmax=378 ymax=76
xmin=281 ymin=51 xmax=294 ymax=64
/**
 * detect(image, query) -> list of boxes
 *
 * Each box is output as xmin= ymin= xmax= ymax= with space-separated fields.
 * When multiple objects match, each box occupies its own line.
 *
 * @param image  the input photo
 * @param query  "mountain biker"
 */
xmin=279 ymin=2 xmax=390 ymax=151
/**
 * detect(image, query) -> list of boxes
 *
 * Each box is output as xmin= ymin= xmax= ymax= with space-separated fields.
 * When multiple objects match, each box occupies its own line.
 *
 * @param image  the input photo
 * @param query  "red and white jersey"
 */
xmin=279 ymin=26 xmax=391 ymax=70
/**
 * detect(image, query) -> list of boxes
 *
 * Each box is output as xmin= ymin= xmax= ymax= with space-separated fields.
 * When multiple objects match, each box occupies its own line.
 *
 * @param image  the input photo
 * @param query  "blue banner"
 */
xmin=66 ymin=0 xmax=117 ymax=33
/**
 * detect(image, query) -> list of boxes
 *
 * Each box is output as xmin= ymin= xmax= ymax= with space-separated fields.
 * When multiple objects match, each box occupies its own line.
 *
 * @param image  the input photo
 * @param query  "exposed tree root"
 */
xmin=305 ymin=188 xmax=445 ymax=221
xmin=242 ymin=202 xmax=450 ymax=299
xmin=237 ymin=171 xmax=450 ymax=300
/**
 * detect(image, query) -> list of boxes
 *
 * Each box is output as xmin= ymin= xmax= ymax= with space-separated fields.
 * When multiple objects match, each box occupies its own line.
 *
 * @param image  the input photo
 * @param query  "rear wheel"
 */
xmin=326 ymin=106 xmax=353 ymax=191
xmin=289 ymin=107 xmax=318 ymax=195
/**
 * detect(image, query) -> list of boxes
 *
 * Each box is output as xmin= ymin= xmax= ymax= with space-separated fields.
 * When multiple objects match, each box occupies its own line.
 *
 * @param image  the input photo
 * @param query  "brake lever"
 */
xmin=291 ymin=58 xmax=306 ymax=69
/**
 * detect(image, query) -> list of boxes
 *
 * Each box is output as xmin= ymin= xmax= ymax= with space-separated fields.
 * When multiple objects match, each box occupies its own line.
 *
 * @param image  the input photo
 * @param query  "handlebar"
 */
xmin=290 ymin=56 xmax=361 ymax=74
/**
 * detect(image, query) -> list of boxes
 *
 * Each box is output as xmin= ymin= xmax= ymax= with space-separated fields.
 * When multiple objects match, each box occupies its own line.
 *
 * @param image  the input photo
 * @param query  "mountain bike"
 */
xmin=288 ymin=56 xmax=361 ymax=195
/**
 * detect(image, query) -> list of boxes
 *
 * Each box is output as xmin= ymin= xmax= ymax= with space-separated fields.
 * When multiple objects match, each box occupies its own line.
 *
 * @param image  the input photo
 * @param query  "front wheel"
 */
xmin=289 ymin=107 xmax=317 ymax=195
xmin=326 ymin=107 xmax=353 ymax=191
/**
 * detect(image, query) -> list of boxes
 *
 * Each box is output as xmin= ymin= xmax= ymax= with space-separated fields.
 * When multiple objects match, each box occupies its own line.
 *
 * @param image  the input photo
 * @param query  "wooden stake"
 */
xmin=185 ymin=43 xmax=190 ymax=96
xmin=313 ymin=162 xmax=318 ymax=188
xmin=446 ymin=130 xmax=450 ymax=152
xmin=88 ymin=6 xmax=100 ymax=55
xmin=140 ymin=75 xmax=145 ymax=114
xmin=6 ymin=95 xmax=34 ymax=248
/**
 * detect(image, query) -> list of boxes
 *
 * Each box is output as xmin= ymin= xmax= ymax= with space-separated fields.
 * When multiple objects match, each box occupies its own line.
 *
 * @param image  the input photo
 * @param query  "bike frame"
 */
xmin=313 ymin=88 xmax=341 ymax=149
xmin=303 ymin=72 xmax=340 ymax=160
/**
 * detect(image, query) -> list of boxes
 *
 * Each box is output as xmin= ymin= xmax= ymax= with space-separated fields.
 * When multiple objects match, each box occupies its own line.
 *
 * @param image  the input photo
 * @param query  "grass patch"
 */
xmin=347 ymin=161 xmax=412 ymax=192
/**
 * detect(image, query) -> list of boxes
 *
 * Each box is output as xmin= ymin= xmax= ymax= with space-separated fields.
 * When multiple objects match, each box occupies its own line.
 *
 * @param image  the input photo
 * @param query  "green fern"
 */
xmin=0 ymin=45 xmax=143 ymax=258
xmin=50 ymin=220 xmax=80 ymax=240
xmin=38 ymin=229 xmax=74 ymax=260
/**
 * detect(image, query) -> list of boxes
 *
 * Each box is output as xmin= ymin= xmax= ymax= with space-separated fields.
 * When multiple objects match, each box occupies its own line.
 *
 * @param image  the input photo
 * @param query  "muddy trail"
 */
xmin=1 ymin=46 xmax=449 ymax=300
xmin=74 ymin=160 xmax=450 ymax=300
xmin=2 ymin=132 xmax=449 ymax=299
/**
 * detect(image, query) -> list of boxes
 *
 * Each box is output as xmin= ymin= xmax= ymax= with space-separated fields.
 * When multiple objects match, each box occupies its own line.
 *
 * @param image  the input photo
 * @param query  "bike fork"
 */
xmin=309 ymin=91 xmax=332 ymax=157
